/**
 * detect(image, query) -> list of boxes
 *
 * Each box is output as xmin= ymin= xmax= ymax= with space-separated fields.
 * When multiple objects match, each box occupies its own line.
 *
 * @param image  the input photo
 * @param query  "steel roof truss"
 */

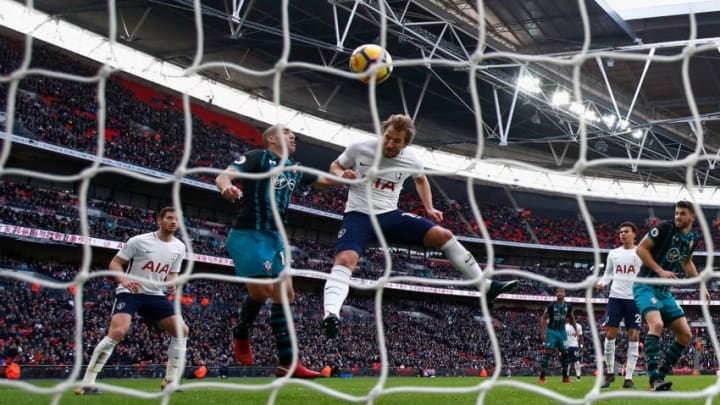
xmin=307 ymin=84 xmax=341 ymax=113
xmin=428 ymin=69 xmax=473 ymax=113
xmin=595 ymin=55 xmax=622 ymax=121
xmin=547 ymin=141 xmax=571 ymax=167
xmin=332 ymin=0 xmax=360 ymax=50
xmin=119 ymin=7 xmax=152 ymax=42
xmin=624 ymin=48 xmax=656 ymax=123
xmin=413 ymin=73 xmax=433 ymax=121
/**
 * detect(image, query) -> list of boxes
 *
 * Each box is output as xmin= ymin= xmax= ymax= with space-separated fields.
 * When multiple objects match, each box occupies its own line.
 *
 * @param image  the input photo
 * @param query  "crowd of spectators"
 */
xmin=3 ymin=178 xmax=720 ymax=300
xmin=2 ymin=31 xmax=720 ymax=379
xmin=3 ymin=34 xmax=720 ymax=252
xmin=1 ymin=256 xmax=718 ymax=377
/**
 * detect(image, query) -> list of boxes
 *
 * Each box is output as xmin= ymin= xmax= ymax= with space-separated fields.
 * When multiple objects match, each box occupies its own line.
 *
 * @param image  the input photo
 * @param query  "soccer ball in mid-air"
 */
xmin=349 ymin=44 xmax=393 ymax=84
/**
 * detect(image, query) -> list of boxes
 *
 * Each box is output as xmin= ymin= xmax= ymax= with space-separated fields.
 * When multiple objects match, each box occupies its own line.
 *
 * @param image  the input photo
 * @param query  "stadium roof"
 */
xmin=605 ymin=0 xmax=720 ymax=20
xmin=2 ymin=0 xmax=720 ymax=203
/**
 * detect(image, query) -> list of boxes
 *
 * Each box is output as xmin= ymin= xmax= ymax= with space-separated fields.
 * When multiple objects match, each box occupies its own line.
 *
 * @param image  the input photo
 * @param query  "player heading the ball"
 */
xmin=322 ymin=113 xmax=518 ymax=339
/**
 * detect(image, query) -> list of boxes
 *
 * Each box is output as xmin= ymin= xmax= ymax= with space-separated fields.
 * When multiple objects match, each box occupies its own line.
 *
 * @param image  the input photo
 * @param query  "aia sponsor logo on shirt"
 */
xmin=142 ymin=261 xmax=170 ymax=274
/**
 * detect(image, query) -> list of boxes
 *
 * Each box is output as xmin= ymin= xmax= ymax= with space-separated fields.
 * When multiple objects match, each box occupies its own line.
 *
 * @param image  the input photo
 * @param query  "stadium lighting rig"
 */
xmin=0 ymin=0 xmax=718 ymax=206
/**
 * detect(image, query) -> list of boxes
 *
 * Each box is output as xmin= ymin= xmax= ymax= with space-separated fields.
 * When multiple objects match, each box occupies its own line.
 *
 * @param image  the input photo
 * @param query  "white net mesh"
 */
xmin=1 ymin=0 xmax=720 ymax=404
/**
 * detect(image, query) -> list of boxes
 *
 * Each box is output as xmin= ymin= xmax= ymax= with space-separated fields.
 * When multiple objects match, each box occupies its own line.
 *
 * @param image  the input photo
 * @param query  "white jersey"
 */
xmin=600 ymin=246 xmax=642 ymax=300
xmin=565 ymin=323 xmax=582 ymax=348
xmin=115 ymin=231 xmax=186 ymax=296
xmin=338 ymin=139 xmax=424 ymax=214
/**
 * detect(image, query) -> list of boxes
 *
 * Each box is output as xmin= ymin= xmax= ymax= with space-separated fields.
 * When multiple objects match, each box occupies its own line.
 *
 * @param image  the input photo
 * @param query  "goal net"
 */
xmin=0 ymin=0 xmax=719 ymax=404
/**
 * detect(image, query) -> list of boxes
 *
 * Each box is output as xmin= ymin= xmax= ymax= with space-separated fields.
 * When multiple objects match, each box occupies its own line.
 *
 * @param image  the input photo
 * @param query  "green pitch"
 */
xmin=2 ymin=376 xmax=720 ymax=404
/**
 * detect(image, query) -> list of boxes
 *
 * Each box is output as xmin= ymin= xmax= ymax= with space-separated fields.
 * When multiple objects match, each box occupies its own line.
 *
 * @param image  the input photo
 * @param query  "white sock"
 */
xmin=626 ymin=341 xmax=639 ymax=380
xmin=165 ymin=337 xmax=188 ymax=382
xmin=323 ymin=265 xmax=352 ymax=318
xmin=440 ymin=237 xmax=490 ymax=289
xmin=604 ymin=338 xmax=616 ymax=375
xmin=575 ymin=361 xmax=581 ymax=377
xmin=82 ymin=336 xmax=117 ymax=385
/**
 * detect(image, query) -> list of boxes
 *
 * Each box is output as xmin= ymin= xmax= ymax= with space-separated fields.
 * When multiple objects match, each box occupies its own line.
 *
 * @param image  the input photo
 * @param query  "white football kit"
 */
xmin=115 ymin=231 xmax=186 ymax=296
xmin=337 ymin=139 xmax=424 ymax=214
xmin=600 ymin=246 xmax=642 ymax=299
xmin=565 ymin=322 xmax=582 ymax=348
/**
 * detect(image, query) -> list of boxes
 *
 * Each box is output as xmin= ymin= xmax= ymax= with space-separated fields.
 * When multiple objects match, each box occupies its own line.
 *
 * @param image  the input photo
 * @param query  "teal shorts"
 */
xmin=226 ymin=229 xmax=285 ymax=278
xmin=633 ymin=283 xmax=685 ymax=324
xmin=544 ymin=329 xmax=567 ymax=351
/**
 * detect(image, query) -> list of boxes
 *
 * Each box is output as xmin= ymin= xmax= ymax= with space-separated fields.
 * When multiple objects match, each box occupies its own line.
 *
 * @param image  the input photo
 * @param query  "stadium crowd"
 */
xmin=2 ymin=33 xmax=720 ymax=380
xmin=3 ymin=178 xmax=720 ymax=300
xmin=1 ymin=256 xmax=718 ymax=378
xmin=3 ymin=34 xmax=720 ymax=252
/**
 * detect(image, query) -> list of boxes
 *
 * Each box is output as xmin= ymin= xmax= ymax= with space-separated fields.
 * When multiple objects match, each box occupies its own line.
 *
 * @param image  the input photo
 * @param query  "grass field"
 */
xmin=2 ymin=376 xmax=720 ymax=404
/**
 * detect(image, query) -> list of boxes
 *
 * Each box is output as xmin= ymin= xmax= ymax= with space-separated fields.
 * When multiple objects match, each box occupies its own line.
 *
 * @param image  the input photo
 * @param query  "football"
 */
xmin=349 ymin=44 xmax=393 ymax=84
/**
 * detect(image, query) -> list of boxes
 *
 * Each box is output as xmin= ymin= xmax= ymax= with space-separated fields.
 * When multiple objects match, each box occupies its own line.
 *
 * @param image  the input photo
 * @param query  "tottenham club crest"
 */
xmin=263 ymin=260 xmax=273 ymax=274
xmin=170 ymin=253 xmax=180 ymax=263
xmin=117 ymin=302 xmax=126 ymax=310
xmin=337 ymin=228 xmax=347 ymax=239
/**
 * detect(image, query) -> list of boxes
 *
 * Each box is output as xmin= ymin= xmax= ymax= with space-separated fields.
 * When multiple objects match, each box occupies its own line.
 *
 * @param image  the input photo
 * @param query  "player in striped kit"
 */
xmin=539 ymin=288 xmax=574 ymax=383
xmin=633 ymin=201 xmax=709 ymax=391
xmin=76 ymin=207 xmax=188 ymax=394
xmin=216 ymin=124 xmax=334 ymax=378
xmin=596 ymin=221 xmax=642 ymax=389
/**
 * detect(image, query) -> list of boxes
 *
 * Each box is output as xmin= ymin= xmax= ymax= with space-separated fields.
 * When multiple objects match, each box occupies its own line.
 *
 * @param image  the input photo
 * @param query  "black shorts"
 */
xmin=112 ymin=293 xmax=175 ymax=323
xmin=605 ymin=297 xmax=641 ymax=329
xmin=335 ymin=210 xmax=435 ymax=255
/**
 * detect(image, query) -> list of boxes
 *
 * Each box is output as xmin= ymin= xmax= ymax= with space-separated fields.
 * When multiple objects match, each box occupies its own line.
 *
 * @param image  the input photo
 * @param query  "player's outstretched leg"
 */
xmin=624 ymin=340 xmax=639 ymax=389
xmin=232 ymin=326 xmax=255 ymax=366
xmin=438 ymin=236 xmax=519 ymax=308
xmin=270 ymin=303 xmax=323 ymax=378
xmin=275 ymin=363 xmax=323 ymax=379
xmin=649 ymin=375 xmax=672 ymax=391
xmin=74 ymin=386 xmax=100 ymax=395
xmin=322 ymin=264 xmax=352 ymax=338
xmin=486 ymin=280 xmax=519 ymax=308
xmin=76 ymin=336 xmax=118 ymax=395
xmin=601 ymin=373 xmax=615 ymax=388
xmin=232 ymin=296 xmax=264 ymax=365
xmin=322 ymin=313 xmax=341 ymax=339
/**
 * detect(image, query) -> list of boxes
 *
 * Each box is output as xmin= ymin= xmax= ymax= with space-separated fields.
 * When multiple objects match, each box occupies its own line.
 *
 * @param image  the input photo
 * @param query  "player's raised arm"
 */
xmin=413 ymin=175 xmax=442 ymax=223
xmin=216 ymin=166 xmax=243 ymax=202
xmin=329 ymin=159 xmax=357 ymax=180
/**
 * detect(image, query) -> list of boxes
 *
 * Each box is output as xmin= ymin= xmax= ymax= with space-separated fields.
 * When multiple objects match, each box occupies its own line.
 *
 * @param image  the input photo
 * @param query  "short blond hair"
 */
xmin=262 ymin=124 xmax=286 ymax=145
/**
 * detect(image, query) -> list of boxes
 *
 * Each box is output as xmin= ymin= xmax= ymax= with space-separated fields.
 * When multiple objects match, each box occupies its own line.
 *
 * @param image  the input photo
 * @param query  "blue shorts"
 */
xmin=335 ymin=210 xmax=436 ymax=255
xmin=226 ymin=228 xmax=285 ymax=278
xmin=112 ymin=293 xmax=175 ymax=323
xmin=633 ymin=283 xmax=685 ymax=324
xmin=606 ymin=297 xmax=641 ymax=329
xmin=544 ymin=329 xmax=567 ymax=351
xmin=567 ymin=347 xmax=580 ymax=361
